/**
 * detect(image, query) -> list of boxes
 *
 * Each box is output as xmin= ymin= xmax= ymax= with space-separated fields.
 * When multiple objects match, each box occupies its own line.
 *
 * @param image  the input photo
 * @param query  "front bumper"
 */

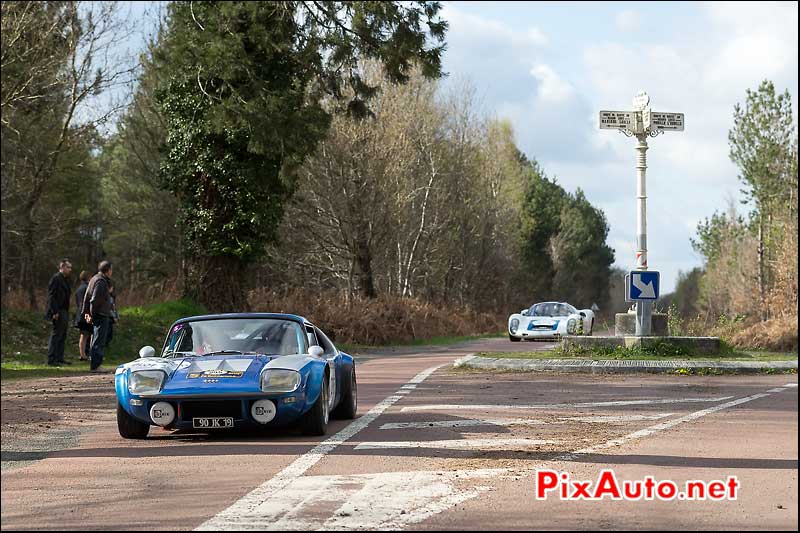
xmin=510 ymin=329 xmax=562 ymax=341
xmin=122 ymin=393 xmax=310 ymax=430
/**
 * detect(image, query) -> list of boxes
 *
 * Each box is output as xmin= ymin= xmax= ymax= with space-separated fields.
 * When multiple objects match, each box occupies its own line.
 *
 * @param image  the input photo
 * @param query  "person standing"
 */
xmin=45 ymin=259 xmax=73 ymax=366
xmin=82 ymin=261 xmax=113 ymax=372
xmin=73 ymin=270 xmax=92 ymax=361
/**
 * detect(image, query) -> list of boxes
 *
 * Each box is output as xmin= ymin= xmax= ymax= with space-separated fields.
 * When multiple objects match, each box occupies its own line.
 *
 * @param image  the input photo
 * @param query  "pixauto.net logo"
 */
xmin=535 ymin=469 xmax=739 ymax=501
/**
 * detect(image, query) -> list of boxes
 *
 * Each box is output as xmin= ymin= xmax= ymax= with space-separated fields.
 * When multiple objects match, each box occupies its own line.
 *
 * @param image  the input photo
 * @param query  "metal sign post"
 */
xmin=599 ymin=91 xmax=684 ymax=336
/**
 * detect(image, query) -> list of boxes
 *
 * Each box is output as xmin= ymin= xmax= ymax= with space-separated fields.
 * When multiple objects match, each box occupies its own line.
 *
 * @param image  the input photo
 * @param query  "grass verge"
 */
xmin=1 ymin=299 xmax=207 ymax=380
xmin=476 ymin=345 xmax=798 ymax=361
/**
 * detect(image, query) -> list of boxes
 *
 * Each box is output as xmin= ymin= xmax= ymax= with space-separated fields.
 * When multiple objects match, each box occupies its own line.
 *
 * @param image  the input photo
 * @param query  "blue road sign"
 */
xmin=626 ymin=271 xmax=660 ymax=301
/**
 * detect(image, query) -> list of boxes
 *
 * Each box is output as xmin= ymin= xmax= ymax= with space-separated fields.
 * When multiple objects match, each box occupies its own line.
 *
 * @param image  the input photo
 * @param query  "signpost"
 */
xmin=599 ymin=91 xmax=684 ymax=336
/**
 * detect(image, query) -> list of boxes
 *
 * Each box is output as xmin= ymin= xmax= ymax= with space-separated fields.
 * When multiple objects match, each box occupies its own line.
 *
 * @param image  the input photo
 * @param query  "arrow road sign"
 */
xmin=625 ymin=271 xmax=660 ymax=301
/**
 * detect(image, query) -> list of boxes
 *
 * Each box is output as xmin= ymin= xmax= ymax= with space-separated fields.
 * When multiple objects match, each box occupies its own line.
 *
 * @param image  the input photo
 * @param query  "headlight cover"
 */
xmin=510 ymin=318 xmax=519 ymax=333
xmin=260 ymin=369 xmax=301 ymax=393
xmin=129 ymin=370 xmax=167 ymax=395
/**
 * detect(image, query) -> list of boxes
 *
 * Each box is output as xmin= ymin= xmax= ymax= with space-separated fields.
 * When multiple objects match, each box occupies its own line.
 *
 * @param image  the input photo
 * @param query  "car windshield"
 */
xmin=530 ymin=303 xmax=575 ymax=317
xmin=162 ymin=318 xmax=305 ymax=357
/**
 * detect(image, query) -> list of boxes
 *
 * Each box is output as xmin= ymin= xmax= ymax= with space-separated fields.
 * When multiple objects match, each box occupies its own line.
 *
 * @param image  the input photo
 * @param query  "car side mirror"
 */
xmin=308 ymin=345 xmax=324 ymax=357
xmin=579 ymin=312 xmax=586 ymax=317
xmin=139 ymin=346 xmax=156 ymax=358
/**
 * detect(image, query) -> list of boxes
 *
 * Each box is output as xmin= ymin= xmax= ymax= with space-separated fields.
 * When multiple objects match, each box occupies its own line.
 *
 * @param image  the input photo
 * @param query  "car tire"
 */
xmin=588 ymin=319 xmax=594 ymax=336
xmin=300 ymin=373 xmax=329 ymax=436
xmin=509 ymin=334 xmax=520 ymax=342
xmin=332 ymin=367 xmax=357 ymax=420
xmin=117 ymin=403 xmax=150 ymax=439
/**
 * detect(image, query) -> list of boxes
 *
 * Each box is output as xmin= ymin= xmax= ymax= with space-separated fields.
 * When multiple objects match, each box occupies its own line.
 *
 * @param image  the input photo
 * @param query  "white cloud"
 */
xmin=530 ymin=64 xmax=574 ymax=104
xmin=615 ymin=10 xmax=642 ymax=32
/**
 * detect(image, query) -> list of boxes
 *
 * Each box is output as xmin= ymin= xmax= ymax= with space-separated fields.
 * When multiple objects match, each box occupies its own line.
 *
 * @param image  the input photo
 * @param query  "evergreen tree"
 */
xmin=154 ymin=1 xmax=447 ymax=310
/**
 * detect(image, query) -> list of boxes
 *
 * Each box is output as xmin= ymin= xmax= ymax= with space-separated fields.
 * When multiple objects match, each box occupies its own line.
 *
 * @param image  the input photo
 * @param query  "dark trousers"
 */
xmin=90 ymin=315 xmax=111 ymax=370
xmin=47 ymin=311 xmax=69 ymax=364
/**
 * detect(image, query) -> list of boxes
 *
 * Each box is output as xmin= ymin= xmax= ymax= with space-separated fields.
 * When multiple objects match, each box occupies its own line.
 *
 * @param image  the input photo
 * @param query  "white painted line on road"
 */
xmin=401 ymin=397 xmax=734 ymax=412
xmin=767 ymin=388 xmax=787 ymax=393
xmin=199 ymin=469 xmax=511 ymax=531
xmin=400 ymin=384 xmax=417 ymax=390
xmin=195 ymin=363 xmax=446 ymax=531
xmin=379 ymin=418 xmax=553 ymax=430
xmin=378 ymin=413 xmax=674 ymax=430
xmin=562 ymin=413 xmax=674 ymax=423
xmin=561 ymin=392 xmax=772 ymax=460
xmin=784 ymin=383 xmax=797 ymax=388
xmin=355 ymin=438 xmax=558 ymax=450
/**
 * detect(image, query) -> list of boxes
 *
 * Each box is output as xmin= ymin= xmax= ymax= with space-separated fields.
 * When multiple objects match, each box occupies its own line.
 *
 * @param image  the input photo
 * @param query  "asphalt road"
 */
xmin=1 ymin=338 xmax=797 ymax=530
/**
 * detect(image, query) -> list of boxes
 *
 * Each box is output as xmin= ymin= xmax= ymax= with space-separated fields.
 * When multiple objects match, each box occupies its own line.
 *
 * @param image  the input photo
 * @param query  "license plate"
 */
xmin=192 ymin=417 xmax=234 ymax=429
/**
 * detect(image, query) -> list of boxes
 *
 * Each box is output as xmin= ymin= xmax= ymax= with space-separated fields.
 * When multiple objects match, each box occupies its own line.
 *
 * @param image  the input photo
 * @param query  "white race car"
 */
xmin=508 ymin=301 xmax=594 ymax=341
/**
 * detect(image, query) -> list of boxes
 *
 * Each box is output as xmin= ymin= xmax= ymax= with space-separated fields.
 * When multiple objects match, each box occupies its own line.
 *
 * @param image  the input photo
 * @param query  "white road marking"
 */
xmin=767 ymin=388 xmax=787 ymax=393
xmin=378 ymin=413 xmax=674 ymax=430
xmin=198 ymin=469 xmax=510 ymax=531
xmin=560 ymin=392 xmax=773 ymax=459
xmin=562 ymin=413 xmax=674 ymax=423
xmin=195 ymin=363 xmax=445 ymax=531
xmin=784 ymin=383 xmax=797 ymax=388
xmin=401 ymin=397 xmax=734 ymax=412
xmin=355 ymin=438 xmax=558 ymax=450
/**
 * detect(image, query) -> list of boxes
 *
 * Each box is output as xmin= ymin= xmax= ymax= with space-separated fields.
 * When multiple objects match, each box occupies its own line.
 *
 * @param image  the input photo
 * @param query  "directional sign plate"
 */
xmin=650 ymin=112 xmax=684 ymax=131
xmin=625 ymin=271 xmax=660 ymax=301
xmin=599 ymin=110 xmax=635 ymax=130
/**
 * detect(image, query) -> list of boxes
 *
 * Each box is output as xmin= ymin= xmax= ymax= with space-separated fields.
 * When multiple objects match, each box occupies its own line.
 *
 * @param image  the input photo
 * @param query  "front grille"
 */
xmin=180 ymin=400 xmax=243 ymax=420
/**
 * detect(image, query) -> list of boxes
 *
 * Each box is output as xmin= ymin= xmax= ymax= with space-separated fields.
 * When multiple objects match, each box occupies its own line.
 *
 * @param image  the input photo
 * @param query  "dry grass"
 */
xmin=248 ymin=287 xmax=505 ymax=345
xmin=724 ymin=315 xmax=799 ymax=352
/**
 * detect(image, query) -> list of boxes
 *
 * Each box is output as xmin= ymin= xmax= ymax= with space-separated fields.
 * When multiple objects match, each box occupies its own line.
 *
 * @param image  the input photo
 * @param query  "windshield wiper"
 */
xmin=201 ymin=350 xmax=254 ymax=357
xmin=163 ymin=350 xmax=199 ymax=358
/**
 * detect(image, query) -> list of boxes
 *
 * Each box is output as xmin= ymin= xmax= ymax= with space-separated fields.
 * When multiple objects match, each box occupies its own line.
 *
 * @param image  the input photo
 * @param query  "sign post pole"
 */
xmin=634 ymin=133 xmax=651 ymax=335
xmin=599 ymin=91 xmax=684 ymax=336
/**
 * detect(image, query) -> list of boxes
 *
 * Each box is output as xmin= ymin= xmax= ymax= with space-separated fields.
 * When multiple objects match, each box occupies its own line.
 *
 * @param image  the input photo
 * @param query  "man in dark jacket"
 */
xmin=45 ymin=259 xmax=73 ymax=366
xmin=82 ymin=261 xmax=113 ymax=372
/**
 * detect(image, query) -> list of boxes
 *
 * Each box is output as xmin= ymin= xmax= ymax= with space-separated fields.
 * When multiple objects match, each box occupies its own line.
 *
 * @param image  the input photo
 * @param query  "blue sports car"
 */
xmin=114 ymin=313 xmax=357 ymax=439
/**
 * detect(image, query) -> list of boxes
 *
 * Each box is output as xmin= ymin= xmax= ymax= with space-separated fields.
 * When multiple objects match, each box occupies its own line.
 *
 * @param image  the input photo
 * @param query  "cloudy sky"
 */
xmin=439 ymin=1 xmax=798 ymax=292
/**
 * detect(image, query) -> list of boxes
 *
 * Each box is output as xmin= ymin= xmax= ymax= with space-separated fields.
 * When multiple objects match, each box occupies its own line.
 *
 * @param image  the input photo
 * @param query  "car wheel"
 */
xmin=332 ymin=367 xmax=357 ymax=420
xmin=587 ymin=319 xmax=594 ymax=336
xmin=117 ymin=403 xmax=150 ymax=439
xmin=300 ymin=373 xmax=329 ymax=436
xmin=509 ymin=334 xmax=520 ymax=342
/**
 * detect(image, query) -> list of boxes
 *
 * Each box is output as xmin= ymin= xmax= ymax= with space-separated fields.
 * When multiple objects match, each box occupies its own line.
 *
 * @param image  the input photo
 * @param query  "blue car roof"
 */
xmin=172 ymin=313 xmax=309 ymax=325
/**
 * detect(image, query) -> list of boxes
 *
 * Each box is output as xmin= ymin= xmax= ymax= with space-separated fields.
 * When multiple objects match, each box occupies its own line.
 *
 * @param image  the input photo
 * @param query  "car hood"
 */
xmin=120 ymin=354 xmax=317 ymax=396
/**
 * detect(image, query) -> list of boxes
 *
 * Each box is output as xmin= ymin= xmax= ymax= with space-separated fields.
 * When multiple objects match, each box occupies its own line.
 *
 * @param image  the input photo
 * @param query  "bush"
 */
xmin=248 ymin=288 xmax=504 ymax=345
xmin=725 ymin=315 xmax=798 ymax=352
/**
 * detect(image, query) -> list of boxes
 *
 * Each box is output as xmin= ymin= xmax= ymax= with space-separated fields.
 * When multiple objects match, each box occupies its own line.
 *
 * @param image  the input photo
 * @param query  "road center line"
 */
xmin=195 ymin=363 xmax=446 ymax=531
xmin=785 ymin=383 xmax=797 ymax=388
xmin=355 ymin=438 xmax=559 ymax=450
xmin=378 ymin=413 xmax=674 ymax=430
xmin=560 ymin=392 xmax=774 ymax=460
xmin=400 ymin=397 xmax=734 ymax=412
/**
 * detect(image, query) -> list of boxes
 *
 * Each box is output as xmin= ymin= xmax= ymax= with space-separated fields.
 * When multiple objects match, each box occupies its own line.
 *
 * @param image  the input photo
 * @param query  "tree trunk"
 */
xmin=757 ymin=214 xmax=766 ymax=321
xmin=184 ymin=255 xmax=250 ymax=312
xmin=354 ymin=237 xmax=376 ymax=299
xmin=22 ymin=219 xmax=38 ymax=310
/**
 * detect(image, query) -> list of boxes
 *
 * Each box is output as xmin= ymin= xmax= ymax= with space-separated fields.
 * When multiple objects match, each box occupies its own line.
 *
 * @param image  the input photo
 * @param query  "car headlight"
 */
xmin=510 ymin=318 xmax=519 ymax=333
xmin=129 ymin=370 xmax=166 ymax=395
xmin=567 ymin=318 xmax=577 ymax=334
xmin=260 ymin=369 xmax=301 ymax=393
